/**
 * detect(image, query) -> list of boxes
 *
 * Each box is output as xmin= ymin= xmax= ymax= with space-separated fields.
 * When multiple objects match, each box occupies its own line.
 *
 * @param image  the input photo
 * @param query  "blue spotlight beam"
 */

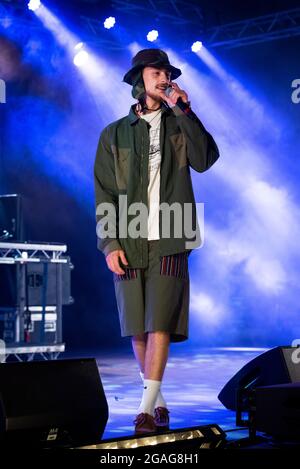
xmin=206 ymin=7 xmax=300 ymax=49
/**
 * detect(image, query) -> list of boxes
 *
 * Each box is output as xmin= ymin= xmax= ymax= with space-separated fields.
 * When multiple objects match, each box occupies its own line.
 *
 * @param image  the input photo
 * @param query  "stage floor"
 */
xmin=92 ymin=347 xmax=268 ymax=440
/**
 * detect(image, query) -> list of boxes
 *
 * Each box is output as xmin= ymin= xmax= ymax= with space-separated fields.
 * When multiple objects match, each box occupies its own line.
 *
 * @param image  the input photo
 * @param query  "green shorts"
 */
xmin=113 ymin=240 xmax=190 ymax=342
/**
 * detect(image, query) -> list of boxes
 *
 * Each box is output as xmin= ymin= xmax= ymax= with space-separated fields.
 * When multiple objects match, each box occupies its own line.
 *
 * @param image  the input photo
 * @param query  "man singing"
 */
xmin=94 ymin=49 xmax=219 ymax=434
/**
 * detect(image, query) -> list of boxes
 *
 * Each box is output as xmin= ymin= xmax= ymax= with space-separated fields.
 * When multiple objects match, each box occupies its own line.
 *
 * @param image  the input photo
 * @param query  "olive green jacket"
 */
xmin=94 ymin=103 xmax=219 ymax=268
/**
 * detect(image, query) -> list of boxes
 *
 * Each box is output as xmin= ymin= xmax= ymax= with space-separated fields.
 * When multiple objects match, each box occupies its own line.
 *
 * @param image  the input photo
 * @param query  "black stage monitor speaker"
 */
xmin=218 ymin=346 xmax=300 ymax=410
xmin=0 ymin=358 xmax=109 ymax=448
xmin=255 ymin=382 xmax=300 ymax=441
xmin=0 ymin=259 xmax=73 ymax=307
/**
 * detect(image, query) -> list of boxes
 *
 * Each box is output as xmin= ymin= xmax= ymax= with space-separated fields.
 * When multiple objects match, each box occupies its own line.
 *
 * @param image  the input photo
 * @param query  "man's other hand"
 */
xmin=106 ymin=249 xmax=128 ymax=275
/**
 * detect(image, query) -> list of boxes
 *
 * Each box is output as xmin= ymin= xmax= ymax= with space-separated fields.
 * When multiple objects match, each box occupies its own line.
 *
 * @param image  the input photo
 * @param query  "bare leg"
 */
xmin=132 ymin=333 xmax=147 ymax=373
xmin=133 ymin=331 xmax=170 ymax=417
xmin=144 ymin=331 xmax=170 ymax=381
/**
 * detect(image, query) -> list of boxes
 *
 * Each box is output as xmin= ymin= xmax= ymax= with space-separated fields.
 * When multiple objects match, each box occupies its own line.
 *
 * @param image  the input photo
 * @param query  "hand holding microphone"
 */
xmin=162 ymin=82 xmax=190 ymax=110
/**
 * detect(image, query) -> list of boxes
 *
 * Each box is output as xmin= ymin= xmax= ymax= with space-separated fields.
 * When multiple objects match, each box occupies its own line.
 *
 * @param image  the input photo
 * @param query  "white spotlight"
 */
xmin=147 ymin=30 xmax=159 ymax=42
xmin=191 ymin=41 xmax=203 ymax=53
xmin=28 ymin=0 xmax=41 ymax=11
xmin=104 ymin=17 xmax=116 ymax=29
xmin=74 ymin=42 xmax=84 ymax=50
xmin=73 ymin=50 xmax=89 ymax=67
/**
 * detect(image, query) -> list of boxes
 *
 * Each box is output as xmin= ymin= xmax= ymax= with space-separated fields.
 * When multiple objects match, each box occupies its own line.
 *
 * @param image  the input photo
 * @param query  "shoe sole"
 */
xmin=134 ymin=429 xmax=157 ymax=435
xmin=156 ymin=425 xmax=170 ymax=433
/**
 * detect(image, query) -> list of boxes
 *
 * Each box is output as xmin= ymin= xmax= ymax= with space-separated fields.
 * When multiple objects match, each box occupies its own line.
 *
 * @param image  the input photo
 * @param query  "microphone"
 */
xmin=165 ymin=86 xmax=191 ymax=113
xmin=165 ymin=86 xmax=201 ymax=124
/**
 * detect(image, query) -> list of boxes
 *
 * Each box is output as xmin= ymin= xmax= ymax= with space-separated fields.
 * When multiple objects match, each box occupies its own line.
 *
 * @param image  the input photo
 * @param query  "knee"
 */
xmin=148 ymin=331 xmax=170 ymax=342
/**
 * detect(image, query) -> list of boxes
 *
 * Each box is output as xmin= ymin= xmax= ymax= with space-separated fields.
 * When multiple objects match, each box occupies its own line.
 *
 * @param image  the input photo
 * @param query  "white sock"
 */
xmin=137 ymin=379 xmax=161 ymax=417
xmin=139 ymin=372 xmax=167 ymax=409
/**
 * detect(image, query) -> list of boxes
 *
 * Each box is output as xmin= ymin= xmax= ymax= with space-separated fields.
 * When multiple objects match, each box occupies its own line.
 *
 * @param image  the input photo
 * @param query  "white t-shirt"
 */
xmin=140 ymin=109 xmax=162 ymax=240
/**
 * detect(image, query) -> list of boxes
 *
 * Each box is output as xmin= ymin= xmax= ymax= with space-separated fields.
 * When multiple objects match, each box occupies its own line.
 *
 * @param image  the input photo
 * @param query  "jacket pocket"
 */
xmin=113 ymin=268 xmax=138 ymax=282
xmin=160 ymin=252 xmax=189 ymax=280
xmin=169 ymin=133 xmax=187 ymax=169
xmin=111 ymin=145 xmax=130 ymax=191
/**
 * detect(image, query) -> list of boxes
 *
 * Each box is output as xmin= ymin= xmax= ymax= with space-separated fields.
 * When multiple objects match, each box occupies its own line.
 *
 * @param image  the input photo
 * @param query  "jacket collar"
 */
xmin=128 ymin=102 xmax=171 ymax=125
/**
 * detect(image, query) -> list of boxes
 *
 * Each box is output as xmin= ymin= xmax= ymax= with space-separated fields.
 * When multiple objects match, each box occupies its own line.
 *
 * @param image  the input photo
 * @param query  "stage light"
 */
xmin=147 ymin=30 xmax=159 ymax=42
xmin=78 ymin=424 xmax=226 ymax=450
xmin=104 ymin=17 xmax=116 ymax=29
xmin=73 ymin=42 xmax=89 ymax=67
xmin=73 ymin=50 xmax=89 ymax=67
xmin=28 ymin=0 xmax=41 ymax=11
xmin=74 ymin=42 xmax=84 ymax=50
xmin=191 ymin=41 xmax=203 ymax=52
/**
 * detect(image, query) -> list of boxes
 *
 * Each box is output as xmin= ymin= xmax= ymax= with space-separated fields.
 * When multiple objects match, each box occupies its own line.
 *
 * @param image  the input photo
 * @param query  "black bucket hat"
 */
xmin=123 ymin=48 xmax=182 ymax=86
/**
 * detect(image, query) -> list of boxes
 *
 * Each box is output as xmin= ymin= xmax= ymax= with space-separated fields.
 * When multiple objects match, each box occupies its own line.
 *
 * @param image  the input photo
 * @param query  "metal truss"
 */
xmin=2 ymin=343 xmax=65 ymax=362
xmin=1 ymin=1 xmax=300 ymax=51
xmin=79 ymin=0 xmax=204 ymax=49
xmin=205 ymin=7 xmax=300 ymax=49
xmin=111 ymin=0 xmax=204 ymax=26
xmin=79 ymin=16 xmax=131 ymax=50
xmin=0 ymin=241 xmax=68 ymax=264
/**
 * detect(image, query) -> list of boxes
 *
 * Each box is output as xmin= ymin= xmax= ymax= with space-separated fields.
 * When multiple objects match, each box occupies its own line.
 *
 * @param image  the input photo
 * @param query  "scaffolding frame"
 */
xmin=1 ymin=1 xmax=299 ymax=50
xmin=0 ymin=242 xmax=67 ymax=362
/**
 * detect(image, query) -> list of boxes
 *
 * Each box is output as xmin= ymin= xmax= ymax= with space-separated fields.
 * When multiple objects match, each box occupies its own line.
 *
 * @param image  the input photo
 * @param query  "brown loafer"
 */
xmin=134 ymin=412 xmax=157 ymax=434
xmin=154 ymin=407 xmax=170 ymax=431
